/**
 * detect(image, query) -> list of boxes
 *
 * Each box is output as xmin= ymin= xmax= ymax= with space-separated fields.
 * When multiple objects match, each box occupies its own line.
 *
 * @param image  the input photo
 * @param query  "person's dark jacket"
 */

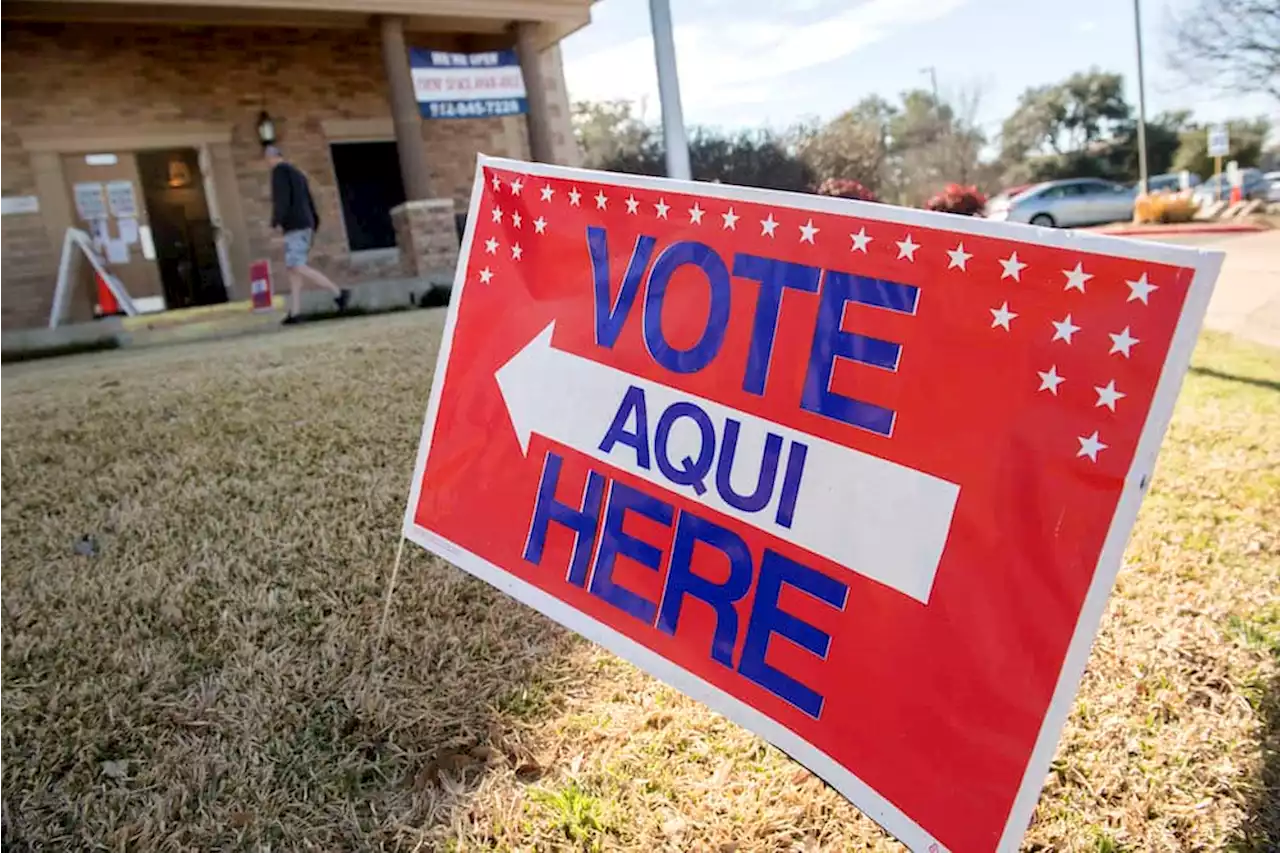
xmin=270 ymin=162 xmax=320 ymax=232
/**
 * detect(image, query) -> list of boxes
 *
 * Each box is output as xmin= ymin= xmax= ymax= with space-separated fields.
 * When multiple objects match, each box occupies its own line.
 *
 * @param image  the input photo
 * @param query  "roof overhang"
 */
xmin=3 ymin=0 xmax=593 ymax=49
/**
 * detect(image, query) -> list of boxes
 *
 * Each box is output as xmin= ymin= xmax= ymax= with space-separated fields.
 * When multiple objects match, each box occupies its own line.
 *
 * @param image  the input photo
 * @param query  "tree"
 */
xmin=886 ymin=88 xmax=987 ymax=206
xmin=996 ymin=70 xmax=1132 ymax=185
xmin=1000 ymin=70 xmax=1129 ymax=159
xmin=572 ymin=104 xmax=813 ymax=192
xmin=1168 ymin=0 xmax=1280 ymax=101
xmin=572 ymin=100 xmax=653 ymax=170
xmin=1172 ymin=117 xmax=1273 ymax=176
xmin=793 ymin=96 xmax=896 ymax=193
xmin=1109 ymin=110 xmax=1193 ymax=179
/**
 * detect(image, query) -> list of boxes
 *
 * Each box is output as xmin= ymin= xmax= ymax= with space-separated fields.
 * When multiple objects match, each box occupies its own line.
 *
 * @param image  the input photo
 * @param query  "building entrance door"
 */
xmin=61 ymin=152 xmax=165 ymax=315
xmin=136 ymin=148 xmax=228 ymax=310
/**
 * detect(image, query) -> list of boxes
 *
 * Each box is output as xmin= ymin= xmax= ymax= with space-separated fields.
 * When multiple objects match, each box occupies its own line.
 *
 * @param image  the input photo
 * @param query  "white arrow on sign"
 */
xmin=496 ymin=323 xmax=960 ymax=604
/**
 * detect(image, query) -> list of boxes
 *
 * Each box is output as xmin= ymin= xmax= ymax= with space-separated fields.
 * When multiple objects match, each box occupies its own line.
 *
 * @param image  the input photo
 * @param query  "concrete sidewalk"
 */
xmin=1201 ymin=230 xmax=1280 ymax=349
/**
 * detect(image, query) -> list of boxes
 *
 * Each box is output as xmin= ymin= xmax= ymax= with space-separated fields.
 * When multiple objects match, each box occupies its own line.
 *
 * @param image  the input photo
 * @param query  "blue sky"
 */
xmin=561 ymin=0 xmax=1278 ymax=138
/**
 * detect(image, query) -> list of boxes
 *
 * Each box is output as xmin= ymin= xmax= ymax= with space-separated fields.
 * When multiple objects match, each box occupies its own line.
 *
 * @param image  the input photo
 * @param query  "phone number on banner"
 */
xmin=424 ymin=99 xmax=526 ymax=119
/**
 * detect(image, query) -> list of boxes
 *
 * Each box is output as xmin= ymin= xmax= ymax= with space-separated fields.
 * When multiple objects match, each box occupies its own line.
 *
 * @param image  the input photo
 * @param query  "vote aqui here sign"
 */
xmin=403 ymin=157 xmax=1221 ymax=852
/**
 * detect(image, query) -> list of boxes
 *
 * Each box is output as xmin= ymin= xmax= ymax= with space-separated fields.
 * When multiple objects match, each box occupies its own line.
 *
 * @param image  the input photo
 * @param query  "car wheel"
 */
xmin=1030 ymin=213 xmax=1056 ymax=227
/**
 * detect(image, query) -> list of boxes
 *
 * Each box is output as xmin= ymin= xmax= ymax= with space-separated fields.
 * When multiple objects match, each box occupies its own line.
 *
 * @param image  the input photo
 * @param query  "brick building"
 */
xmin=0 ymin=0 xmax=589 ymax=330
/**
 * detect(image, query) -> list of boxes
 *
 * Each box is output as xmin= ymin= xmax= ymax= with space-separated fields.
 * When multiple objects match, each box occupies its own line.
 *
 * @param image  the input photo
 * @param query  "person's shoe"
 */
xmin=282 ymin=314 xmax=301 ymax=325
xmin=335 ymin=289 xmax=352 ymax=311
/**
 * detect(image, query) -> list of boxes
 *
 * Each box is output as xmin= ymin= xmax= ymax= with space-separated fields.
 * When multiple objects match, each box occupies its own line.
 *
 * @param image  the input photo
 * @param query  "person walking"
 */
xmin=265 ymin=145 xmax=350 ymax=323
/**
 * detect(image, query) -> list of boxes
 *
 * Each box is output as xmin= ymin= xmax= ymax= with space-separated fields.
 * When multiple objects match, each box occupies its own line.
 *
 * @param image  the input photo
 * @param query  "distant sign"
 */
xmin=1 ymin=195 xmax=39 ymax=216
xmin=403 ymin=157 xmax=1222 ymax=852
xmin=409 ymin=49 xmax=527 ymax=120
xmin=1208 ymin=124 xmax=1229 ymax=157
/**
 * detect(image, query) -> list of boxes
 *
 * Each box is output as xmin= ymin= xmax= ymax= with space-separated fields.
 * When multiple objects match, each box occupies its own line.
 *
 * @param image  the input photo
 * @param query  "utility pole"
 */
xmin=921 ymin=66 xmax=940 ymax=109
xmin=1133 ymin=0 xmax=1149 ymax=194
xmin=649 ymin=0 xmax=691 ymax=181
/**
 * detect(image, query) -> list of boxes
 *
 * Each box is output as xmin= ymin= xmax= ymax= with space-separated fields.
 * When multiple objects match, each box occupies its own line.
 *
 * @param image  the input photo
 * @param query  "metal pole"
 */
xmin=648 ymin=0 xmax=691 ymax=180
xmin=1133 ymin=0 xmax=1149 ymax=195
xmin=922 ymin=66 xmax=939 ymax=106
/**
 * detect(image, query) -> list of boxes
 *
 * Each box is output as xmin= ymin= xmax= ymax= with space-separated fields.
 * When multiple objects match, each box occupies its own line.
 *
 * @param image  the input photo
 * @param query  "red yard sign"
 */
xmin=403 ymin=157 xmax=1220 ymax=852
xmin=249 ymin=259 xmax=274 ymax=311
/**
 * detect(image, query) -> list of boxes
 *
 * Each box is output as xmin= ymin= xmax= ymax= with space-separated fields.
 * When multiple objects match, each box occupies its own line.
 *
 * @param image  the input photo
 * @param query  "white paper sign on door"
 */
xmin=73 ymin=182 xmax=107 ymax=220
xmin=106 ymin=180 xmax=138 ymax=218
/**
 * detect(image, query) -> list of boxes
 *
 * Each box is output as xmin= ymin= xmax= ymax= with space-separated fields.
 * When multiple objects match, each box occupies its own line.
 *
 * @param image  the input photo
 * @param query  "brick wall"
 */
xmin=0 ymin=125 xmax=55 ymax=330
xmin=1 ymin=20 xmax=574 ymax=330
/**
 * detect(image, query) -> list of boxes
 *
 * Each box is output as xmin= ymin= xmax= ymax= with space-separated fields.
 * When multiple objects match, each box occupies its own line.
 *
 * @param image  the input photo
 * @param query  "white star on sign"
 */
xmin=1094 ymin=379 xmax=1126 ymax=411
xmin=512 ymin=211 xmax=522 ymax=229
xmin=491 ymin=206 xmax=503 ymax=224
xmin=947 ymin=242 xmax=972 ymax=270
xmin=1000 ymin=251 xmax=1027 ymax=281
xmin=511 ymin=243 xmax=523 ymax=260
xmin=761 ymin=213 xmax=778 ymax=237
xmin=799 ymin=219 xmax=819 ymax=244
xmin=1077 ymin=431 xmax=1107 ymax=462
xmin=896 ymin=234 xmax=919 ymax=261
xmin=1051 ymin=313 xmax=1081 ymax=344
xmin=689 ymin=203 xmax=705 ymax=224
xmin=655 ymin=198 xmax=670 ymax=219
xmin=1126 ymin=272 xmax=1158 ymax=304
xmin=478 ymin=266 xmax=493 ymax=284
xmin=1109 ymin=326 xmax=1139 ymax=358
xmin=722 ymin=207 xmax=739 ymax=230
xmin=850 ymin=227 xmax=871 ymax=253
xmin=991 ymin=301 xmax=1017 ymax=330
xmin=491 ymin=174 xmax=501 ymax=191
xmin=540 ymin=184 xmax=554 ymax=202
xmin=484 ymin=237 xmax=499 ymax=254
xmin=510 ymin=178 xmax=523 ymax=195
xmin=568 ymin=187 xmax=581 ymax=207
xmin=533 ymin=216 xmax=547 ymax=234
xmin=1063 ymin=262 xmax=1092 ymax=293
xmin=595 ymin=190 xmax=608 ymax=210
xmin=1037 ymin=365 xmax=1065 ymax=395
xmin=625 ymin=195 xmax=639 ymax=215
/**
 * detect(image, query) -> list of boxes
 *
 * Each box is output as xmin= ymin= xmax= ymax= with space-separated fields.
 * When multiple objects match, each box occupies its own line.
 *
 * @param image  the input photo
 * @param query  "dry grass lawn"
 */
xmin=2 ymin=311 xmax=1277 ymax=852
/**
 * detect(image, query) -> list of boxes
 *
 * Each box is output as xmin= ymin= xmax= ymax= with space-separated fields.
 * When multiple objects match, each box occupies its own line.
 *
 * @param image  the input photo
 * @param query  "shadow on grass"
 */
xmin=1189 ymin=365 xmax=1280 ymax=393
xmin=1228 ymin=601 xmax=1280 ymax=845
xmin=1234 ymin=668 xmax=1280 ymax=851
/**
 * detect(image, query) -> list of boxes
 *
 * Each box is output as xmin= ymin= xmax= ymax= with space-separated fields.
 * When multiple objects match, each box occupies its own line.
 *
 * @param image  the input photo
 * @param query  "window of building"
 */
xmin=330 ymin=141 xmax=406 ymax=252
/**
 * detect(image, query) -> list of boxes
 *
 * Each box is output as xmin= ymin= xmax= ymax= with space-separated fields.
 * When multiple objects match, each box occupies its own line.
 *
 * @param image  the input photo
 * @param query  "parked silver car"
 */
xmin=985 ymin=178 xmax=1135 ymax=227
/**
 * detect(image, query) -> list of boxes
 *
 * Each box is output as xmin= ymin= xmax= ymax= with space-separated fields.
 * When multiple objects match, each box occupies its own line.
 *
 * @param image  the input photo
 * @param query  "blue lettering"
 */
xmin=654 ymin=401 xmax=715 ymax=496
xmin=590 ymin=482 xmax=673 ymax=624
xmin=732 ymin=254 xmax=821 ymax=396
xmin=738 ymin=549 xmax=848 ymax=719
xmin=715 ymin=419 xmax=783 ymax=513
xmin=658 ymin=512 xmax=753 ymax=667
xmin=589 ymin=227 xmax=656 ymax=349
xmin=800 ymin=271 xmax=917 ymax=436
xmin=523 ymin=451 xmax=608 ymax=588
xmin=643 ymin=241 xmax=731 ymax=373
xmin=599 ymin=385 xmax=651 ymax=469
xmin=773 ymin=441 xmax=808 ymax=529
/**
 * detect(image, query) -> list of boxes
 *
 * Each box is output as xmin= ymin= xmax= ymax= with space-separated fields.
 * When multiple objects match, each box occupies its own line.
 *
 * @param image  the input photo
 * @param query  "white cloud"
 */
xmin=565 ymin=0 xmax=969 ymax=119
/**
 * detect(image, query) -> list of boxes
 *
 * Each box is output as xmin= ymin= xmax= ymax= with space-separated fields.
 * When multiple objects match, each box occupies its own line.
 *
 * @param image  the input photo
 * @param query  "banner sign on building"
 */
xmin=403 ymin=157 xmax=1221 ymax=852
xmin=409 ymin=49 xmax=527 ymax=120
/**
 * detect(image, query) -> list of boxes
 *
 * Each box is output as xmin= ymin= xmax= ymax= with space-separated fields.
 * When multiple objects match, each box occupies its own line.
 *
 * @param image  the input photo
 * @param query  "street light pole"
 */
xmin=921 ymin=66 xmax=940 ymax=108
xmin=1133 ymin=0 xmax=1149 ymax=194
xmin=649 ymin=0 xmax=691 ymax=181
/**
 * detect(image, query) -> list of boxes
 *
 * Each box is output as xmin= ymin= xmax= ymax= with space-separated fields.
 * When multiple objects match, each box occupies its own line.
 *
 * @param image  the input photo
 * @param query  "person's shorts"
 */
xmin=283 ymin=228 xmax=313 ymax=268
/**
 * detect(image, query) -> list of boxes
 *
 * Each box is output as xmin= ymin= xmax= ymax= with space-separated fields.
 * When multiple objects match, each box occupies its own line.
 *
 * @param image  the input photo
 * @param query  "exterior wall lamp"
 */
xmin=256 ymin=110 xmax=276 ymax=146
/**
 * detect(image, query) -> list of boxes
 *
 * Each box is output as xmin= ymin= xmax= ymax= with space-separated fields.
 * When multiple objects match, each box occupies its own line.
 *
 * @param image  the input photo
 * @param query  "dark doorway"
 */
xmin=330 ymin=141 xmax=406 ymax=251
xmin=136 ymin=148 xmax=227 ymax=309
